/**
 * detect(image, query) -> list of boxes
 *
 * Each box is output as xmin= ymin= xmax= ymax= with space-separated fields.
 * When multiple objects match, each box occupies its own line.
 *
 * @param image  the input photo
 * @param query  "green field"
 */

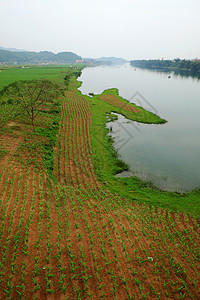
xmin=0 ymin=65 xmax=77 ymax=89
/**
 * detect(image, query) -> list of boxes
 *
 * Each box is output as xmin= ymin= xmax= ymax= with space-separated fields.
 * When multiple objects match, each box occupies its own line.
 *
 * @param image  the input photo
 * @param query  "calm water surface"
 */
xmin=79 ymin=64 xmax=200 ymax=192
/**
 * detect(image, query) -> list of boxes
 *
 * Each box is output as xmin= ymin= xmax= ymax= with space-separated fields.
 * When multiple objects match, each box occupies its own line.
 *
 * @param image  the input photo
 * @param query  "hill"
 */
xmin=0 ymin=49 xmax=82 ymax=65
xmin=0 ymin=46 xmax=29 ymax=52
xmin=95 ymin=56 xmax=127 ymax=64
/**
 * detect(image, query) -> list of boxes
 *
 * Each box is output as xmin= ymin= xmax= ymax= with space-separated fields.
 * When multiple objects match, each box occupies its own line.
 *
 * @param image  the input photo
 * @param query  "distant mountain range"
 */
xmin=0 ymin=48 xmax=82 ymax=65
xmin=0 ymin=46 xmax=29 ymax=52
xmin=95 ymin=57 xmax=127 ymax=64
xmin=0 ymin=46 xmax=127 ymax=65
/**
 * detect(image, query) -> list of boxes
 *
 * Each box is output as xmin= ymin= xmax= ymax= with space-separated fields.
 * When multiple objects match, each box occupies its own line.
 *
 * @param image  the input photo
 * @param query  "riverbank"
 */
xmin=130 ymin=59 xmax=200 ymax=79
xmin=88 ymin=87 xmax=200 ymax=217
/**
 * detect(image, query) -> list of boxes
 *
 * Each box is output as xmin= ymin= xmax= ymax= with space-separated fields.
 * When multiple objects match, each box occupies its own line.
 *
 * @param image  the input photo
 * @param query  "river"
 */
xmin=79 ymin=63 xmax=200 ymax=192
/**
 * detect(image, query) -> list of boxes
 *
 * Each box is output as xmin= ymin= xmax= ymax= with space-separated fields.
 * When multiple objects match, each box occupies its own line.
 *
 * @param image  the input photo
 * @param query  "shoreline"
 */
xmin=78 ymin=83 xmax=200 ymax=217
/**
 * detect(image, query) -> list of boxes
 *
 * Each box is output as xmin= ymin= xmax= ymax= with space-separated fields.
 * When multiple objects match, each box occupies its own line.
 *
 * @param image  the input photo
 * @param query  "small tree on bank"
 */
xmin=0 ymin=79 xmax=64 ymax=131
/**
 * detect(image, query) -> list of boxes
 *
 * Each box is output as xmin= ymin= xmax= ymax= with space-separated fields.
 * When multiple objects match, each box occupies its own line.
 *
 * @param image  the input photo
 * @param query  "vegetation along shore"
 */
xmin=130 ymin=59 xmax=200 ymax=79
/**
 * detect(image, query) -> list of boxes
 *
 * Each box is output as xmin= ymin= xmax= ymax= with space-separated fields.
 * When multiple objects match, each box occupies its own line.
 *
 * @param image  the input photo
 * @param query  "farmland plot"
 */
xmin=0 ymin=78 xmax=199 ymax=299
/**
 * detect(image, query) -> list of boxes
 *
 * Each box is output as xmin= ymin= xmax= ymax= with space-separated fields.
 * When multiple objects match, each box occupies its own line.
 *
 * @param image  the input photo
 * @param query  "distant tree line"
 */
xmin=130 ymin=59 xmax=200 ymax=75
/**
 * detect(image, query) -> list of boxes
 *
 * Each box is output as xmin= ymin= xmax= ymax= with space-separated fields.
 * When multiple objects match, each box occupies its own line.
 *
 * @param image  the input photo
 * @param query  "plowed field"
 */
xmin=0 ymin=89 xmax=199 ymax=299
xmin=98 ymin=93 xmax=141 ymax=113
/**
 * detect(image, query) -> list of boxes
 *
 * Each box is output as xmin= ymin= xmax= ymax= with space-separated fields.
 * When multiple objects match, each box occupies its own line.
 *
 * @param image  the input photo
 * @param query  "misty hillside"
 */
xmin=0 ymin=46 xmax=29 ymax=52
xmin=95 ymin=57 xmax=127 ymax=64
xmin=0 ymin=49 xmax=82 ymax=65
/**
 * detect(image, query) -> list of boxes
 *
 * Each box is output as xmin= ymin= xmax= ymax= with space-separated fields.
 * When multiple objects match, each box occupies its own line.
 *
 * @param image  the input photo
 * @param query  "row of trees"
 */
xmin=130 ymin=59 xmax=200 ymax=74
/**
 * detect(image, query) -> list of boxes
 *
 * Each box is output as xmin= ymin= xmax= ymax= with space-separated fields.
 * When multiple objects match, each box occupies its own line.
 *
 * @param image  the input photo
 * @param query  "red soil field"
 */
xmin=0 ymin=90 xmax=199 ymax=299
xmin=98 ymin=93 xmax=141 ymax=113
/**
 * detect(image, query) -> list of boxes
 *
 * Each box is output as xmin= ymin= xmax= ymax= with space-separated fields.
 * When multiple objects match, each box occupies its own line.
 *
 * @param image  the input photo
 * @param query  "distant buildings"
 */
xmin=76 ymin=60 xmax=84 ymax=64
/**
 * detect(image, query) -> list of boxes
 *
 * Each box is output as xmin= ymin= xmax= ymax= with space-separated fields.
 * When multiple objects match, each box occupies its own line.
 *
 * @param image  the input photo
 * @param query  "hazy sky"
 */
xmin=1 ymin=0 xmax=200 ymax=59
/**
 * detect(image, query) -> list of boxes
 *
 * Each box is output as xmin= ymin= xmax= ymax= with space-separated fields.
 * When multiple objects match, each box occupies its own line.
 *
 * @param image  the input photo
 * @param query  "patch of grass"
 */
xmin=0 ymin=149 xmax=8 ymax=159
xmin=13 ymin=133 xmax=46 ymax=168
xmin=106 ymin=112 xmax=118 ymax=122
xmin=36 ymin=124 xmax=59 ymax=178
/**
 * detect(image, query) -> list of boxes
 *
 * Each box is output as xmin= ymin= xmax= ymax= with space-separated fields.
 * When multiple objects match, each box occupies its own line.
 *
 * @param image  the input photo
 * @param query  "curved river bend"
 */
xmin=79 ymin=64 xmax=200 ymax=192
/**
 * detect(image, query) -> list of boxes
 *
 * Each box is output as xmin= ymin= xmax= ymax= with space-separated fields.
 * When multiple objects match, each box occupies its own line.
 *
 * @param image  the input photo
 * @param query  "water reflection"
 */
xmin=130 ymin=65 xmax=200 ymax=81
xmin=107 ymin=113 xmax=200 ymax=192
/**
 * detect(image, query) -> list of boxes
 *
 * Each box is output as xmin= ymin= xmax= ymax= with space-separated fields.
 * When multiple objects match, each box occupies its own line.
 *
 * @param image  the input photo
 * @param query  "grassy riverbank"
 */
xmin=88 ymin=88 xmax=200 ymax=217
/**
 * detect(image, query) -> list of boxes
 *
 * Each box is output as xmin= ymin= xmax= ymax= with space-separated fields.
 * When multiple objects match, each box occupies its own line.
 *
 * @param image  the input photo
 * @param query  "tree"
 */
xmin=64 ymin=72 xmax=72 ymax=89
xmin=0 ymin=79 xmax=64 ymax=131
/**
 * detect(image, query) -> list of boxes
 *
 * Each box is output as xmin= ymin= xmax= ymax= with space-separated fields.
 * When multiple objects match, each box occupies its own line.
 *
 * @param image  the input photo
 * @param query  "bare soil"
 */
xmin=99 ymin=93 xmax=141 ymax=113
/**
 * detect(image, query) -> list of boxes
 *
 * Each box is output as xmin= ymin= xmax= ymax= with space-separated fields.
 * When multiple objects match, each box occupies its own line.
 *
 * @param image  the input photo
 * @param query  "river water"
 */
xmin=79 ymin=64 xmax=200 ymax=192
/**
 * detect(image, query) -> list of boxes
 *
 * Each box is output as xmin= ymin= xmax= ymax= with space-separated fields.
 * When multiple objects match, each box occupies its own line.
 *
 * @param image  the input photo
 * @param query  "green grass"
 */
xmin=36 ymin=124 xmax=60 ymax=178
xmin=0 ymin=149 xmax=8 ymax=159
xmin=0 ymin=65 xmax=82 ymax=90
